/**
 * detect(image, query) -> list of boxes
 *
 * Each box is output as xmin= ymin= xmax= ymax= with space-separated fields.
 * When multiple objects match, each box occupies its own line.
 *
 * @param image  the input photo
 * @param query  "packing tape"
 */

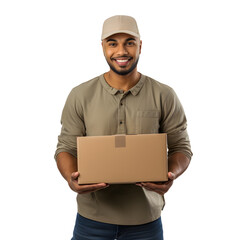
xmin=115 ymin=135 xmax=126 ymax=148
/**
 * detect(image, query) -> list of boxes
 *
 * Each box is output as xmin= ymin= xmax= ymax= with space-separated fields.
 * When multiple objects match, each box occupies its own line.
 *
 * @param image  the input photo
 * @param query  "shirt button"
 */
xmin=120 ymin=121 xmax=123 ymax=124
xmin=120 ymin=102 xmax=123 ymax=106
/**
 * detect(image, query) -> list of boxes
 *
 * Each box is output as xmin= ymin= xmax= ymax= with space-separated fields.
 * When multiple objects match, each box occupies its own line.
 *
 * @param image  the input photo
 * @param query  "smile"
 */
xmin=113 ymin=57 xmax=132 ymax=67
xmin=116 ymin=59 xmax=129 ymax=63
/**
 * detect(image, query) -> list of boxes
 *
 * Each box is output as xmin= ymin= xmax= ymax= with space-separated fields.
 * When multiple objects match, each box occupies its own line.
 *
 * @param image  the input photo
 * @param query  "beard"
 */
xmin=106 ymin=57 xmax=139 ymax=76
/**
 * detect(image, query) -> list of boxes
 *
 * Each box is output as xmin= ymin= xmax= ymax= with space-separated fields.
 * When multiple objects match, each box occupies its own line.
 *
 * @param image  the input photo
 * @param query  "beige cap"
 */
xmin=101 ymin=15 xmax=140 ymax=40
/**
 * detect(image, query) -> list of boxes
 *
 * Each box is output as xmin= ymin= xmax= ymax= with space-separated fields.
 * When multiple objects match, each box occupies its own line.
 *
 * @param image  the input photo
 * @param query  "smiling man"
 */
xmin=102 ymin=33 xmax=142 ymax=93
xmin=55 ymin=15 xmax=192 ymax=240
xmin=103 ymin=35 xmax=141 ymax=76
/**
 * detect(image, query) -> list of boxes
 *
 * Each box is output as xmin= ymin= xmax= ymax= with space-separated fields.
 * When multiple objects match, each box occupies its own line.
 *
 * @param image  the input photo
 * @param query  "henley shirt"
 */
xmin=55 ymin=73 xmax=192 ymax=225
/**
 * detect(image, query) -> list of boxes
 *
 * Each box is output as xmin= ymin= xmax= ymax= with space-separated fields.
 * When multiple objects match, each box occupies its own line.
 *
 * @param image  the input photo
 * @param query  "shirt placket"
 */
xmin=117 ymin=91 xmax=127 ymax=134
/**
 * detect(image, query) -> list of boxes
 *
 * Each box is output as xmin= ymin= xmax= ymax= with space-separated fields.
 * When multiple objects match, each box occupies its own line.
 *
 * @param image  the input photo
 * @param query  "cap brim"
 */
xmin=101 ymin=30 xmax=140 ymax=40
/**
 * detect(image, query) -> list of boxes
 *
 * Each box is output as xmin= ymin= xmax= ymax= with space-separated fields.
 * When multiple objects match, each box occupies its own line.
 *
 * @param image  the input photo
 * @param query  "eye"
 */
xmin=108 ymin=42 xmax=117 ymax=47
xmin=126 ymin=41 xmax=135 ymax=46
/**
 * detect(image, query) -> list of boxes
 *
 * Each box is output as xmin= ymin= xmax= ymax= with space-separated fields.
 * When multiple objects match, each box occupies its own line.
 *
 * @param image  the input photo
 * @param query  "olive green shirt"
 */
xmin=55 ymin=73 xmax=192 ymax=225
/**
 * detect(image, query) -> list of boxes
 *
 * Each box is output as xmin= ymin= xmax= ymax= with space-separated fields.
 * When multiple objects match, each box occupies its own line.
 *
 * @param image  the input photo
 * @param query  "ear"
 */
xmin=101 ymin=41 xmax=106 ymax=57
xmin=101 ymin=41 xmax=106 ymax=52
xmin=139 ymin=40 xmax=142 ymax=54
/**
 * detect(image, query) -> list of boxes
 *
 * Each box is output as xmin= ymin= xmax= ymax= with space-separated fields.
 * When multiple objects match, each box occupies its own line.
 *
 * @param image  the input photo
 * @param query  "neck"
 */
xmin=104 ymin=69 xmax=141 ymax=92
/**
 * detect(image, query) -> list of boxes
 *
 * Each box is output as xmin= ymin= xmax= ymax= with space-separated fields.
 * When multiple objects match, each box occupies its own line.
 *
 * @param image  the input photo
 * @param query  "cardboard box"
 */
xmin=77 ymin=133 xmax=168 ymax=184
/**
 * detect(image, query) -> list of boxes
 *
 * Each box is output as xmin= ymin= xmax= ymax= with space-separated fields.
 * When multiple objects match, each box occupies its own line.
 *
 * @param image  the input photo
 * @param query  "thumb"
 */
xmin=71 ymin=172 xmax=80 ymax=181
xmin=168 ymin=172 xmax=176 ymax=180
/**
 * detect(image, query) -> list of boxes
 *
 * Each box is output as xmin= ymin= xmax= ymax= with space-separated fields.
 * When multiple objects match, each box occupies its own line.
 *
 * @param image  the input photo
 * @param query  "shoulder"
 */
xmin=71 ymin=76 xmax=100 ymax=94
xmin=143 ymin=74 xmax=176 ymax=98
xmin=67 ymin=75 xmax=101 ymax=102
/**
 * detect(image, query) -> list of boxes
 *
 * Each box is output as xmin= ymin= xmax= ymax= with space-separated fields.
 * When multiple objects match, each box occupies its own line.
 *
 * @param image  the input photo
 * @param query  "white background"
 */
xmin=0 ymin=0 xmax=239 ymax=239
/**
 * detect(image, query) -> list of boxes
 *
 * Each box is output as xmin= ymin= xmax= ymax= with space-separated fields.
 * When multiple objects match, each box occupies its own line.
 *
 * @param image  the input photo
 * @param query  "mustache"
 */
xmin=111 ymin=56 xmax=133 ymax=60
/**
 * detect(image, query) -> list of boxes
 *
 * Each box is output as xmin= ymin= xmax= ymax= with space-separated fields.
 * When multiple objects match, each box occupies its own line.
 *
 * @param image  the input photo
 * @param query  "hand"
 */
xmin=68 ymin=172 xmax=109 ymax=194
xmin=136 ymin=172 xmax=176 ymax=195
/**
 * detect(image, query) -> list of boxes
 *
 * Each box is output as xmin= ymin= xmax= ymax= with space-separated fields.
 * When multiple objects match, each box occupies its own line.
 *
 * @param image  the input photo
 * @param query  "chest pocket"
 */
xmin=136 ymin=110 xmax=160 ymax=134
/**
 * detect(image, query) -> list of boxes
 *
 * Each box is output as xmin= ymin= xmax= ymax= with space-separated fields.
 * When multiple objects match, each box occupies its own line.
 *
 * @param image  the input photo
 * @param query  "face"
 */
xmin=102 ymin=33 xmax=142 ymax=76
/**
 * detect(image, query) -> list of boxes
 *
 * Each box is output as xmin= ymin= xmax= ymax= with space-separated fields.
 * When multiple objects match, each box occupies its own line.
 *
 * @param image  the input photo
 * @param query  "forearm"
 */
xmin=56 ymin=152 xmax=78 ymax=183
xmin=168 ymin=152 xmax=190 ymax=179
xmin=139 ymin=152 xmax=190 ymax=195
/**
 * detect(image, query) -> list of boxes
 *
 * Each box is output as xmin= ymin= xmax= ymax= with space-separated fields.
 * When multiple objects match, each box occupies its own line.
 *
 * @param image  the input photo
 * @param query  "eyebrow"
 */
xmin=106 ymin=39 xmax=117 ymax=42
xmin=126 ymin=37 xmax=137 ymax=41
xmin=106 ymin=37 xmax=137 ymax=43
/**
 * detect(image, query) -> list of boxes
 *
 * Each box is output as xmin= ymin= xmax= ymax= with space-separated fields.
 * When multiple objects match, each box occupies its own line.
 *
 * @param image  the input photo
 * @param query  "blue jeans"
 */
xmin=71 ymin=214 xmax=163 ymax=240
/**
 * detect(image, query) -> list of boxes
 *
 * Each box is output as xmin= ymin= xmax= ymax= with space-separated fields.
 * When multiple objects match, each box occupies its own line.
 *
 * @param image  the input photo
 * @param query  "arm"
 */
xmin=168 ymin=152 xmax=190 ymax=179
xmin=57 ymin=152 xmax=109 ymax=194
xmin=137 ymin=88 xmax=192 ymax=194
xmin=137 ymin=152 xmax=190 ymax=195
xmin=55 ymin=89 xmax=109 ymax=194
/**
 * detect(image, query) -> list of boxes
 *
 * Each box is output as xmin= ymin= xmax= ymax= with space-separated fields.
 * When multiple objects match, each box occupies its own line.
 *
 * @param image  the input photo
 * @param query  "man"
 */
xmin=55 ymin=15 xmax=192 ymax=240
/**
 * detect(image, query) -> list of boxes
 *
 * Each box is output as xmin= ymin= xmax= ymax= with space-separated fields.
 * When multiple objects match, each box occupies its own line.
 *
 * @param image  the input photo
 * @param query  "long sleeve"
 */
xmin=160 ymin=88 xmax=192 ymax=160
xmin=54 ymin=88 xmax=86 ymax=160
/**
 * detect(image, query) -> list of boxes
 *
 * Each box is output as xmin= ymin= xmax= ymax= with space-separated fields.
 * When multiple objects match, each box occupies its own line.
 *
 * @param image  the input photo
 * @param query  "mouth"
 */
xmin=112 ymin=57 xmax=133 ymax=67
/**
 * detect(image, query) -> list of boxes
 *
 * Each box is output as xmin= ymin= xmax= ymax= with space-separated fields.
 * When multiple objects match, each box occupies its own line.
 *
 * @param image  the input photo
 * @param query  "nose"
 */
xmin=116 ymin=44 xmax=128 ymax=56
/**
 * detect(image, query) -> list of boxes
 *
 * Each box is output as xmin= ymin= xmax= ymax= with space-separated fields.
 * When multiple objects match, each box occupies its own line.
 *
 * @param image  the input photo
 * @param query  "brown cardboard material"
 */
xmin=77 ymin=133 xmax=168 ymax=184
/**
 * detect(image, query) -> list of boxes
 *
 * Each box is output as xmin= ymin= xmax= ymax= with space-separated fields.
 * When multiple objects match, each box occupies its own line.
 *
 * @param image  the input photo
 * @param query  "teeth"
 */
xmin=116 ymin=59 xmax=128 ymax=63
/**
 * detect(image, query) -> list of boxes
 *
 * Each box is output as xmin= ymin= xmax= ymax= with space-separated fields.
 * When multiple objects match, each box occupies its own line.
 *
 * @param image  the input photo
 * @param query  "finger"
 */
xmin=78 ymin=185 xmax=109 ymax=194
xmin=76 ymin=183 xmax=109 ymax=193
xmin=141 ymin=182 xmax=172 ymax=192
xmin=79 ymin=185 xmax=109 ymax=194
xmin=141 ymin=182 xmax=161 ymax=189
xmin=141 ymin=183 xmax=158 ymax=191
